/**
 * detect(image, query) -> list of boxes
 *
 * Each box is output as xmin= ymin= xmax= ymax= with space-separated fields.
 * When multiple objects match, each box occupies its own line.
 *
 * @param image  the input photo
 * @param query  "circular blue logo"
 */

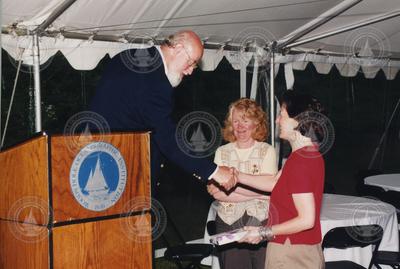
xmin=70 ymin=142 xmax=127 ymax=211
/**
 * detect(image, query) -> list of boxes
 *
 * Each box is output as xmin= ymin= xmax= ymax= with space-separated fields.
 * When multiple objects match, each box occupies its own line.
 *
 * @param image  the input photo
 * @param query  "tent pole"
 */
xmin=30 ymin=0 xmax=77 ymax=133
xmin=286 ymin=10 xmax=400 ymax=49
xmin=270 ymin=49 xmax=276 ymax=147
xmin=277 ymin=0 xmax=362 ymax=50
xmin=35 ymin=0 xmax=77 ymax=33
xmin=32 ymin=34 xmax=42 ymax=132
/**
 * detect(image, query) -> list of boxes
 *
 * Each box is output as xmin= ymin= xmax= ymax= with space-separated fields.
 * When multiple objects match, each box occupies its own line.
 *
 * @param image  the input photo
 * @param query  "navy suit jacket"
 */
xmin=89 ymin=47 xmax=216 ymax=183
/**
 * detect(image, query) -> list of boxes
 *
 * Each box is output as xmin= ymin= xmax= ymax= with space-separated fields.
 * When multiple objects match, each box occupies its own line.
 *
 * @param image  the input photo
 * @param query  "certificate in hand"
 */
xmin=209 ymin=228 xmax=248 ymax=245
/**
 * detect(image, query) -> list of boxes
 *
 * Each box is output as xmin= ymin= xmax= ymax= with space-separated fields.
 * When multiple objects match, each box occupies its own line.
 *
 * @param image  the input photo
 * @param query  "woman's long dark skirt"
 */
xmin=215 ymin=213 xmax=268 ymax=269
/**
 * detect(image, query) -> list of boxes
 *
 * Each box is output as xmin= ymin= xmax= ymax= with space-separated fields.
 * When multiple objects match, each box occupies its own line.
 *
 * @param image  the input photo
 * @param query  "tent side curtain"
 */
xmin=2 ymin=33 xmax=400 ymax=80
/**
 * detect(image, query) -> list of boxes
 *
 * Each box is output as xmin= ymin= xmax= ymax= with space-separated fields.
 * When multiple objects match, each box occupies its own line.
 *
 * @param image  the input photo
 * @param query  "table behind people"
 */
xmin=321 ymin=194 xmax=398 ymax=268
xmin=364 ymin=174 xmax=400 ymax=192
xmin=203 ymin=194 xmax=399 ymax=269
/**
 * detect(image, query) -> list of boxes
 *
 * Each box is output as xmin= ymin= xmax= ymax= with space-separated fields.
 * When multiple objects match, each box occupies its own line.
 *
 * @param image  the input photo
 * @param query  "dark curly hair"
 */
xmin=279 ymin=91 xmax=327 ymax=143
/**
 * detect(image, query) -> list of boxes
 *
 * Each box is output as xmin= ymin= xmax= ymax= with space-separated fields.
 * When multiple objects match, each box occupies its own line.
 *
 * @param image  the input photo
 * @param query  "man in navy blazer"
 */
xmin=90 ymin=30 xmax=235 ymax=191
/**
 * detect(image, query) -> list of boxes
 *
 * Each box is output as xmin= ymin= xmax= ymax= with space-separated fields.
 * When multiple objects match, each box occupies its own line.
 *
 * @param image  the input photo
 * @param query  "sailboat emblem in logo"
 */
xmin=176 ymin=111 xmax=222 ymax=158
xmin=70 ymin=142 xmax=127 ymax=211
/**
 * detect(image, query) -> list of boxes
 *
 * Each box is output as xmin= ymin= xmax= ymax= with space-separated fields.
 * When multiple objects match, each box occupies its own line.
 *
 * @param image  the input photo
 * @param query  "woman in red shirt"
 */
xmin=236 ymin=91 xmax=327 ymax=269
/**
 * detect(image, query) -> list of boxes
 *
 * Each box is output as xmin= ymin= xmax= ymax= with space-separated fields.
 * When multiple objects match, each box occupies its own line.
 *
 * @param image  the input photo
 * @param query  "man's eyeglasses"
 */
xmin=181 ymin=45 xmax=198 ymax=69
xmin=164 ymin=38 xmax=198 ymax=69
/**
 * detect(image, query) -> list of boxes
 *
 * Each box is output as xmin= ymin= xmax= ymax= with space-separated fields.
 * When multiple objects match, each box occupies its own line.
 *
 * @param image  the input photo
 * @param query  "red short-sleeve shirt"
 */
xmin=268 ymin=145 xmax=325 ymax=244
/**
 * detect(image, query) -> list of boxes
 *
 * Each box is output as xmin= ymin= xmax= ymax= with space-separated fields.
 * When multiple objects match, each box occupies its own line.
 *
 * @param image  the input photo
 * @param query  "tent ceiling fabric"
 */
xmin=2 ymin=0 xmax=400 ymax=79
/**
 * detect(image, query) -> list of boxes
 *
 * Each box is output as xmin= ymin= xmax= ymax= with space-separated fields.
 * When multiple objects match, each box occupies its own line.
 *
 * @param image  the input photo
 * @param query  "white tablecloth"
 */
xmin=201 ymin=194 xmax=399 ymax=268
xmin=364 ymin=174 xmax=400 ymax=192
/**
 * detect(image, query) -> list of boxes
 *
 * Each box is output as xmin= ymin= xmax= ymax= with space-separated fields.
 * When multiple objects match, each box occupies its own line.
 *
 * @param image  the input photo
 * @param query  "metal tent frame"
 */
xmin=3 ymin=0 xmax=400 ymax=149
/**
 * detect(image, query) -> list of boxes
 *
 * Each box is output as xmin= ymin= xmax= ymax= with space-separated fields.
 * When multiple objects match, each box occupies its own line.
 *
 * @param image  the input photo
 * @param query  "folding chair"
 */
xmin=355 ymin=176 xmax=400 ymax=269
xmin=373 ymin=251 xmax=400 ymax=269
xmin=322 ymin=224 xmax=383 ymax=269
xmin=164 ymin=220 xmax=216 ymax=269
xmin=371 ymin=189 xmax=400 ymax=268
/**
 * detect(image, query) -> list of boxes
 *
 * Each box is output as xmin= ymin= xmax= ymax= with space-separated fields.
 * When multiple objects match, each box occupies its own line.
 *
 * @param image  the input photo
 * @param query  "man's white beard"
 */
xmin=166 ymin=70 xmax=182 ymax=88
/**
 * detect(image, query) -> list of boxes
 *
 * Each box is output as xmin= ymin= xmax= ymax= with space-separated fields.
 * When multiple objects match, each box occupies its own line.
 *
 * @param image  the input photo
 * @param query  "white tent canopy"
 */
xmin=2 ymin=0 xmax=400 ymax=78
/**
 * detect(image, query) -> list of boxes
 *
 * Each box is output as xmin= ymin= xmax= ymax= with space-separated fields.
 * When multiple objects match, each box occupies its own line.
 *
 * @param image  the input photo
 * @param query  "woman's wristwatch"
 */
xmin=258 ymin=226 xmax=275 ymax=241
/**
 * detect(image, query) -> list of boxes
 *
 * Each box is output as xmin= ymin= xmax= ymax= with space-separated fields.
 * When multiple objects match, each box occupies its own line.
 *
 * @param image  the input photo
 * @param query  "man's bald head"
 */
xmin=168 ymin=30 xmax=204 ymax=61
xmin=161 ymin=30 xmax=204 ymax=87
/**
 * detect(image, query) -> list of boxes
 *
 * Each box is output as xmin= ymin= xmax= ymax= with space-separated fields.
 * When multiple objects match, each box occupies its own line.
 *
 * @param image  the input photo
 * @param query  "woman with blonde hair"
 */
xmin=208 ymin=98 xmax=277 ymax=269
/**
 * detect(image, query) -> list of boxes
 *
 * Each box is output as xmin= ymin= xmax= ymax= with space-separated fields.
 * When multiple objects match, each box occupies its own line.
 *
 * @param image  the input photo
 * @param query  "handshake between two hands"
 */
xmin=211 ymin=166 xmax=239 ymax=191
xmin=208 ymin=166 xmax=278 ymax=245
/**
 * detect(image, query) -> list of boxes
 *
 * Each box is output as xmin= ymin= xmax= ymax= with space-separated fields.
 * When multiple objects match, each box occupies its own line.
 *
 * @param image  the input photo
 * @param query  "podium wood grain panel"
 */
xmin=51 ymin=133 xmax=151 ymax=223
xmin=52 ymin=214 xmax=152 ymax=269
xmin=0 ymin=220 xmax=49 ymax=269
xmin=0 ymin=135 xmax=49 ymax=224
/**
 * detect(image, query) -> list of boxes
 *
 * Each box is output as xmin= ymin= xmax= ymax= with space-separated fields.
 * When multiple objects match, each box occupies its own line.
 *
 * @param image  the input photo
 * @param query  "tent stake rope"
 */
xmin=0 ymin=77 xmax=2 ymax=147
xmin=368 ymin=95 xmax=400 ymax=169
xmin=1 ymin=49 xmax=23 ymax=149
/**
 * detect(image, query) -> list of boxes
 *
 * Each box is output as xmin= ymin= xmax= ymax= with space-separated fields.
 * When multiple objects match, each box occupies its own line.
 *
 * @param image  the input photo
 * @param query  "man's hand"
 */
xmin=212 ymin=166 xmax=237 ymax=190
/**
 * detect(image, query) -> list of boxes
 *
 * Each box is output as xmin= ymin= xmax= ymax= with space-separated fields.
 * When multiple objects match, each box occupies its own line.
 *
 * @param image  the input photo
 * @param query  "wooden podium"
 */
xmin=0 ymin=132 xmax=152 ymax=269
